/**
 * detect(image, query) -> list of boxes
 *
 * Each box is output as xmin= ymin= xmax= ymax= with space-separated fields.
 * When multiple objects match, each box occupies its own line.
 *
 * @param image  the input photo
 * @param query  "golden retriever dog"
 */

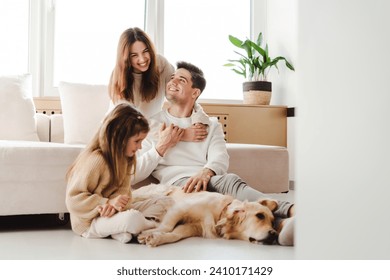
xmin=132 ymin=184 xmax=278 ymax=247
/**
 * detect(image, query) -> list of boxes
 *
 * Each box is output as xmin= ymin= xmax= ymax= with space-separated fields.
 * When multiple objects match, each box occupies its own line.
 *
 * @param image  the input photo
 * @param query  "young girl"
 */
xmin=66 ymin=103 xmax=171 ymax=243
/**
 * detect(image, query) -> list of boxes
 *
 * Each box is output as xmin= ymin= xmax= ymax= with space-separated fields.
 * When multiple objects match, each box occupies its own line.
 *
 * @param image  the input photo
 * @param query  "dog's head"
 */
xmin=216 ymin=199 xmax=278 ymax=245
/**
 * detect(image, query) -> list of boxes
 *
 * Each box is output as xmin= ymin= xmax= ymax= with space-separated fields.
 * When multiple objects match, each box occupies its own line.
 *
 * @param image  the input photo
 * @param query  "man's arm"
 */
xmin=183 ymin=121 xmax=229 ymax=192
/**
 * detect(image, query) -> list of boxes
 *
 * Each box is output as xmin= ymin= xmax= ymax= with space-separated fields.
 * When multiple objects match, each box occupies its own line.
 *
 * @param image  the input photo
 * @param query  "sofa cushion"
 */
xmin=226 ymin=143 xmax=289 ymax=193
xmin=58 ymin=81 xmax=110 ymax=145
xmin=50 ymin=114 xmax=65 ymax=143
xmin=36 ymin=113 xmax=50 ymax=142
xmin=0 ymin=140 xmax=84 ymax=215
xmin=0 ymin=74 xmax=39 ymax=141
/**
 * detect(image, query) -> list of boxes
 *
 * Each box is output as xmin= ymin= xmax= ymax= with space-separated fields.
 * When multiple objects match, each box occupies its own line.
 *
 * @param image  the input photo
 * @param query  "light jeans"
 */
xmin=82 ymin=195 xmax=173 ymax=240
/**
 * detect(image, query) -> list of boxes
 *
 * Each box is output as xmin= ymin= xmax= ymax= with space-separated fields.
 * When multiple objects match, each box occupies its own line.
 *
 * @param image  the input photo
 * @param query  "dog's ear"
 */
xmin=216 ymin=217 xmax=227 ymax=228
xmin=226 ymin=200 xmax=245 ymax=216
xmin=259 ymin=199 xmax=278 ymax=212
xmin=215 ymin=217 xmax=227 ymax=237
xmin=231 ymin=205 xmax=245 ymax=215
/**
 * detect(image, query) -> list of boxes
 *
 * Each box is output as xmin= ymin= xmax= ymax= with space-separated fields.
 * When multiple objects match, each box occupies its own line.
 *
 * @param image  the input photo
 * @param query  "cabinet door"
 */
xmin=201 ymin=103 xmax=287 ymax=147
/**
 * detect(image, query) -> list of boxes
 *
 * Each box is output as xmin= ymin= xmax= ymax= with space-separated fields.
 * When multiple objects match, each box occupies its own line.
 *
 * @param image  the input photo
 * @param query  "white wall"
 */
xmin=293 ymin=0 xmax=390 ymax=258
xmin=266 ymin=0 xmax=298 ymax=183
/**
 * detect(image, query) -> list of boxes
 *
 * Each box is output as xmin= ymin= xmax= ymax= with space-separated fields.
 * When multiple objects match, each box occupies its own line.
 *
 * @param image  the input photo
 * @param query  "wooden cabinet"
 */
xmin=200 ymin=103 xmax=287 ymax=147
xmin=33 ymin=97 xmax=62 ymax=115
xmin=32 ymin=97 xmax=287 ymax=147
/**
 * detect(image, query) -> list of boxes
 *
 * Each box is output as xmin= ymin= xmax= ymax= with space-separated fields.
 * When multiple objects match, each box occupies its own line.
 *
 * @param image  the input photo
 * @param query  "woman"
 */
xmin=109 ymin=27 xmax=172 ymax=118
xmin=109 ymin=27 xmax=208 ymax=142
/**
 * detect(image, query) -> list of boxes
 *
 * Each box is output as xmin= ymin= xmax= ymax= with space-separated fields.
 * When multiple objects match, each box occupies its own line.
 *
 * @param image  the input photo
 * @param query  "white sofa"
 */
xmin=0 ymin=77 xmax=289 ymax=219
xmin=0 ymin=112 xmax=289 ymax=217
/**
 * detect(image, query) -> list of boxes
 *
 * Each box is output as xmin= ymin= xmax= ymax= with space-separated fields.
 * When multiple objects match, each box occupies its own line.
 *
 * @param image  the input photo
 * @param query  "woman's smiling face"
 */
xmin=129 ymin=41 xmax=151 ymax=73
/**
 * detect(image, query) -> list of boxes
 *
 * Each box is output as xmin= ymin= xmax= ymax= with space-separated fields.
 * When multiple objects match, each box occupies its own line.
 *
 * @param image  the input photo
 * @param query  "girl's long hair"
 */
xmin=67 ymin=103 xmax=149 ymax=187
xmin=109 ymin=27 xmax=160 ymax=104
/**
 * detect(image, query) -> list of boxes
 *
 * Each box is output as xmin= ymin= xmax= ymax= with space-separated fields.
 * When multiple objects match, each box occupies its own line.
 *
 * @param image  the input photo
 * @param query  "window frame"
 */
xmin=29 ymin=0 xmax=267 ymax=100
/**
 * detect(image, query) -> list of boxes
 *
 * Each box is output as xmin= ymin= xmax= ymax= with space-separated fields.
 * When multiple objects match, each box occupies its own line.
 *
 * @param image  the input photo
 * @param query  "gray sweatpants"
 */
xmin=173 ymin=173 xmax=293 ymax=219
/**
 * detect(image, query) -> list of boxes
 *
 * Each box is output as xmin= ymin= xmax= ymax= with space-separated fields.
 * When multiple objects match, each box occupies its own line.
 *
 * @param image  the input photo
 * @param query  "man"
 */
xmin=135 ymin=61 xmax=294 ymax=246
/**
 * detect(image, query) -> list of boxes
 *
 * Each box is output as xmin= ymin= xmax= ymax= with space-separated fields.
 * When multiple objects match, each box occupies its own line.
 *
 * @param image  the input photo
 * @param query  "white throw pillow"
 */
xmin=0 ymin=74 xmax=39 ymax=141
xmin=59 ymin=81 xmax=110 ymax=145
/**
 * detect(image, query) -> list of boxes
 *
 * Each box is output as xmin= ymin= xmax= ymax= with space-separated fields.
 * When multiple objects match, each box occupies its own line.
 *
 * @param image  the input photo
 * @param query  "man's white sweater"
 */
xmin=133 ymin=109 xmax=229 ymax=185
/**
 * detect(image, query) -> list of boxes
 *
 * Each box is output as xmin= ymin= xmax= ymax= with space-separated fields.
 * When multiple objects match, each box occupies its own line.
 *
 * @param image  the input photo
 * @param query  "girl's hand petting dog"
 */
xmin=98 ymin=204 xmax=116 ymax=217
xmin=109 ymin=194 xmax=131 ymax=211
xmin=98 ymin=194 xmax=130 ymax=217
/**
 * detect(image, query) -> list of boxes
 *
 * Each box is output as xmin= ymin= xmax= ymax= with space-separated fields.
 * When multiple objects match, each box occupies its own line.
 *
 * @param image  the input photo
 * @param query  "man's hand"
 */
xmin=181 ymin=123 xmax=208 ymax=142
xmin=156 ymin=123 xmax=184 ymax=156
xmin=182 ymin=168 xmax=215 ymax=193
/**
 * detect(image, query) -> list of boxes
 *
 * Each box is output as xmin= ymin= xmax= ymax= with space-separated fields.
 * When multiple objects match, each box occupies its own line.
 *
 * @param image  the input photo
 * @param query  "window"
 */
xmin=2 ymin=0 xmax=260 ymax=99
xmin=164 ymin=0 xmax=250 ymax=100
xmin=52 ymin=0 xmax=145 ymax=89
xmin=0 ymin=0 xmax=29 ymax=75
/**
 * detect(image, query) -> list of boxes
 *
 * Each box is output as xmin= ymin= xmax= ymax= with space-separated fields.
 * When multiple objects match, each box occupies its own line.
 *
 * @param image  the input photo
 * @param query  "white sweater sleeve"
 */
xmin=191 ymin=103 xmax=210 ymax=125
xmin=132 ymin=141 xmax=161 ymax=184
xmin=204 ymin=121 xmax=229 ymax=175
xmin=131 ymin=119 xmax=162 ymax=184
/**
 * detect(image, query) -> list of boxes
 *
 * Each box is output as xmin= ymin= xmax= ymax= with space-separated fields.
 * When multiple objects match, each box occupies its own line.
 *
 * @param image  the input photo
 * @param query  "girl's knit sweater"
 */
xmin=65 ymin=151 xmax=133 ymax=235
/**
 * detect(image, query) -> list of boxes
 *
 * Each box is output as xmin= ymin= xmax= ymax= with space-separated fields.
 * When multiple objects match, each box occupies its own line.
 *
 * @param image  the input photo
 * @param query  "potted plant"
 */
xmin=224 ymin=32 xmax=295 ymax=105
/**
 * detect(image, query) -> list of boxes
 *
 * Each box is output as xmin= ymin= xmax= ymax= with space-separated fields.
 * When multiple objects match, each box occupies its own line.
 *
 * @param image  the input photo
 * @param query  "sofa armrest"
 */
xmin=50 ymin=114 xmax=64 ymax=143
xmin=35 ymin=113 xmax=50 ymax=142
xmin=226 ymin=143 xmax=289 ymax=193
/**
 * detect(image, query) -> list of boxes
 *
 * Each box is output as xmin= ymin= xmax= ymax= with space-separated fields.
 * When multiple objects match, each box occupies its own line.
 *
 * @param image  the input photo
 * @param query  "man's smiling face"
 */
xmin=166 ymin=68 xmax=198 ymax=103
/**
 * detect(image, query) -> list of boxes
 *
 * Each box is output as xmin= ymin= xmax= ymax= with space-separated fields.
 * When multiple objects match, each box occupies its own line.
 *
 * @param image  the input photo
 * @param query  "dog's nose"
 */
xmin=262 ymin=230 xmax=278 ymax=245
xmin=269 ymin=229 xmax=277 ymax=236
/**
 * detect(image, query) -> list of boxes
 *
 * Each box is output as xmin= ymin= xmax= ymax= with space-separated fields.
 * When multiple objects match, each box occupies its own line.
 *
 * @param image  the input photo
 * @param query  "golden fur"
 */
xmin=132 ymin=184 xmax=278 ymax=247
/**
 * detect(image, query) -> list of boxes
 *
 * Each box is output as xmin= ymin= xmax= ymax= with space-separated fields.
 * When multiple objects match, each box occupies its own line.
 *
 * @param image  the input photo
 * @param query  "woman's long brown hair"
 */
xmin=109 ymin=27 xmax=160 ymax=104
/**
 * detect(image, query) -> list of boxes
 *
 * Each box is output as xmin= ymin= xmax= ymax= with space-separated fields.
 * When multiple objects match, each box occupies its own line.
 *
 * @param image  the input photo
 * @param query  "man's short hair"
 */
xmin=176 ymin=61 xmax=206 ymax=93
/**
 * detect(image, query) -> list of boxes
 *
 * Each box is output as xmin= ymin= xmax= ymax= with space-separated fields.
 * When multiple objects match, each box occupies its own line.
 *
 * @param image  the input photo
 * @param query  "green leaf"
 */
xmin=249 ymin=41 xmax=266 ymax=57
xmin=264 ymin=44 xmax=270 ymax=62
xmin=226 ymin=32 xmax=295 ymax=81
xmin=228 ymin=35 xmax=244 ymax=48
xmin=256 ymin=32 xmax=263 ymax=47
xmin=233 ymin=51 xmax=247 ymax=60
xmin=232 ymin=69 xmax=246 ymax=78
xmin=272 ymin=57 xmax=295 ymax=71
xmin=241 ymin=39 xmax=253 ymax=58
xmin=285 ymin=60 xmax=295 ymax=71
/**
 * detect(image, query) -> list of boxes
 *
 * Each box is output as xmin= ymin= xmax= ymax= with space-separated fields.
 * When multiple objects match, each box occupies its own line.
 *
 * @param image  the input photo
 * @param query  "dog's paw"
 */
xmin=137 ymin=232 xmax=148 ymax=244
xmin=137 ymin=230 xmax=156 ymax=244
xmin=146 ymin=232 xmax=164 ymax=247
xmin=138 ymin=231 xmax=164 ymax=247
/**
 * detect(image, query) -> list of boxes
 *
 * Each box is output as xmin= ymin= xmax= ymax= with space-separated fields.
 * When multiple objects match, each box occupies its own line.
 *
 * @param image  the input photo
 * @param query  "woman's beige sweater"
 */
xmin=65 ymin=151 xmax=133 ymax=235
